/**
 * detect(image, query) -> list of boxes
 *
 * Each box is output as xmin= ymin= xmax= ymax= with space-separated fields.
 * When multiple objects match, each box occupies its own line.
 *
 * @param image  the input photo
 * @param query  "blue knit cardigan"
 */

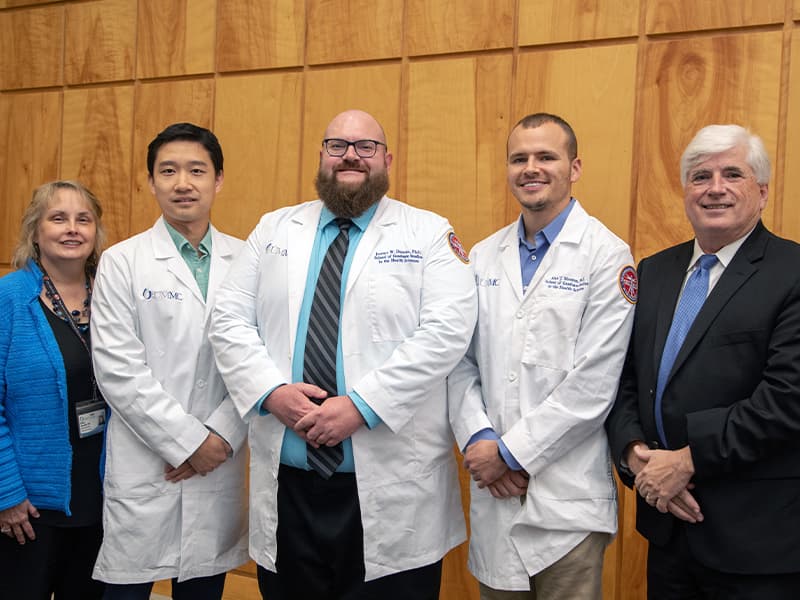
xmin=0 ymin=260 xmax=73 ymax=514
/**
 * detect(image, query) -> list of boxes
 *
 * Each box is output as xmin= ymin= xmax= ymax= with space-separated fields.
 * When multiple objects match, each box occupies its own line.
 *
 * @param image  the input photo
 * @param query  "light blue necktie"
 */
xmin=655 ymin=254 xmax=718 ymax=448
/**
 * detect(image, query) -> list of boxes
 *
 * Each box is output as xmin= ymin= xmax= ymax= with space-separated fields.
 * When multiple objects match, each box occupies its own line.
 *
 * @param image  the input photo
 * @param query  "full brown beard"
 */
xmin=315 ymin=163 xmax=390 ymax=219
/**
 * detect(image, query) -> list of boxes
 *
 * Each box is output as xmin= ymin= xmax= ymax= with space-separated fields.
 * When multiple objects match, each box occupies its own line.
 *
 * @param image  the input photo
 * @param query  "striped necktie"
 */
xmin=303 ymin=218 xmax=351 ymax=478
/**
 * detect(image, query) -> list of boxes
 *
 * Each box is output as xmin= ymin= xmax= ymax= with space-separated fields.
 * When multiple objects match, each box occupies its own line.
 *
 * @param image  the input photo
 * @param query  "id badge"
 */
xmin=76 ymin=399 xmax=107 ymax=438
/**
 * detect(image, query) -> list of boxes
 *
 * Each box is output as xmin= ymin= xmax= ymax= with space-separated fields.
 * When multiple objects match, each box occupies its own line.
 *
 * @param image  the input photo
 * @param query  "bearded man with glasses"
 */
xmin=210 ymin=109 xmax=477 ymax=600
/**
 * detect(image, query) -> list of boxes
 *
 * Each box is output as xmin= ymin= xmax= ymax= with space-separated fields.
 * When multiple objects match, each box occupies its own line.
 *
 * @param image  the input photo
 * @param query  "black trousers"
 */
xmin=0 ymin=520 xmax=104 ymax=600
xmin=258 ymin=465 xmax=442 ymax=600
xmin=647 ymin=523 xmax=800 ymax=600
xmin=102 ymin=573 xmax=226 ymax=600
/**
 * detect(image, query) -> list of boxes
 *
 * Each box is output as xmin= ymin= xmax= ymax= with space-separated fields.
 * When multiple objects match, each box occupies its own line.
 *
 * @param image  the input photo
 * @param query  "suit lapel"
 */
xmin=669 ymin=224 xmax=766 ymax=377
xmin=345 ymin=198 xmax=391 ymax=295
xmin=498 ymin=226 xmax=523 ymax=303
xmin=652 ymin=243 xmax=694 ymax=376
xmin=152 ymin=218 xmax=205 ymax=305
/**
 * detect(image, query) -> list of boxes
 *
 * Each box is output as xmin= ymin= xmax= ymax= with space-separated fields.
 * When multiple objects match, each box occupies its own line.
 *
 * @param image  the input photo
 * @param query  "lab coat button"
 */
xmin=508 ymin=372 xmax=517 ymax=381
xmin=196 ymin=379 xmax=207 ymax=389
xmin=515 ymin=311 xmax=524 ymax=319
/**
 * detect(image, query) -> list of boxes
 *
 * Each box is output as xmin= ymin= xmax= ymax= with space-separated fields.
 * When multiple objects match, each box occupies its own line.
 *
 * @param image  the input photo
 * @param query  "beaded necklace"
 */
xmin=38 ymin=262 xmax=92 ymax=338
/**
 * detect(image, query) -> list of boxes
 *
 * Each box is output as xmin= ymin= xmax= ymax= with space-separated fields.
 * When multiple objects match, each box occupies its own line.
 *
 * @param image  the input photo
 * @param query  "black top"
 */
xmin=37 ymin=299 xmax=104 ymax=527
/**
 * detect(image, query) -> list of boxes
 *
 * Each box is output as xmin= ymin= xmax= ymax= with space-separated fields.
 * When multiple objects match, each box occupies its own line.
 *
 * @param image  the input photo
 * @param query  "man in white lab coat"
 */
xmin=91 ymin=123 xmax=248 ymax=599
xmin=209 ymin=109 xmax=476 ymax=600
xmin=448 ymin=113 xmax=636 ymax=599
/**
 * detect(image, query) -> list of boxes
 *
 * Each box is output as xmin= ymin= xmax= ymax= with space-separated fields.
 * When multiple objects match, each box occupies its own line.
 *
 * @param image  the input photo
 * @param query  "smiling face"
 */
xmin=148 ymin=140 xmax=223 ymax=230
xmin=683 ymin=144 xmax=768 ymax=252
xmin=315 ymin=110 xmax=392 ymax=218
xmin=506 ymin=121 xmax=581 ymax=231
xmin=35 ymin=187 xmax=97 ymax=272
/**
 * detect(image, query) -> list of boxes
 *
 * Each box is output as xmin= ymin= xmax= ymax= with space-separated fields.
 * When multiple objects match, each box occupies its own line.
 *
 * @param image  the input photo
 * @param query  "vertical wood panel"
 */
xmin=645 ymin=0 xmax=784 ymax=34
xmin=782 ymin=30 xmax=800 ymax=242
xmin=306 ymin=0 xmax=402 ymax=65
xmin=137 ymin=0 xmax=216 ymax=78
xmin=619 ymin=485 xmax=647 ymax=600
xmin=217 ymin=0 xmax=304 ymax=71
xmin=515 ymin=44 xmax=637 ymax=243
xmin=62 ymin=85 xmax=135 ymax=247
xmin=407 ymin=55 xmax=512 ymax=251
xmin=635 ymin=32 xmax=782 ymax=259
xmin=518 ymin=0 xmax=639 ymax=46
xmin=214 ymin=72 xmax=303 ymax=238
xmin=130 ymin=79 xmax=215 ymax=235
xmin=65 ymin=0 xmax=136 ymax=85
xmin=0 ymin=5 xmax=64 ymax=90
xmin=406 ymin=0 xmax=515 ymax=56
xmin=0 ymin=0 xmax=52 ymax=6
xmin=0 ymin=91 xmax=61 ymax=262
xmin=302 ymin=64 xmax=402 ymax=203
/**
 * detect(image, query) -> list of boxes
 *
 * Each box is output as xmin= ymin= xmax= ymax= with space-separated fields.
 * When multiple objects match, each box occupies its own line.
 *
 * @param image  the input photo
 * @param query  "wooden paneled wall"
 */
xmin=2 ymin=1 xmax=799 ymax=599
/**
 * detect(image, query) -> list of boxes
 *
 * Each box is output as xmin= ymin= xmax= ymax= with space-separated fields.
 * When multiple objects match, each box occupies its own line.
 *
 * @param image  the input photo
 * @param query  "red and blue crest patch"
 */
xmin=618 ymin=265 xmax=638 ymax=304
xmin=448 ymin=231 xmax=469 ymax=264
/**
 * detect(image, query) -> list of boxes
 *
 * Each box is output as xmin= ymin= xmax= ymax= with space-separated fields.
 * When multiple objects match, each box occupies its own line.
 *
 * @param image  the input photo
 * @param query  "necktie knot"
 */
xmin=335 ymin=218 xmax=352 ymax=237
xmin=697 ymin=254 xmax=718 ymax=271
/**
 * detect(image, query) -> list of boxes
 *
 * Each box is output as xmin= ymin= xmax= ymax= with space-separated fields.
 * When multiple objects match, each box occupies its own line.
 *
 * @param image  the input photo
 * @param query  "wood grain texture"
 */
xmin=518 ymin=0 xmax=639 ymax=46
xmin=635 ymin=32 xmax=781 ymax=260
xmin=514 ymin=43 xmax=637 ymax=244
xmin=217 ymin=0 xmax=304 ymax=71
xmin=61 ymin=86 xmax=135 ymax=248
xmin=137 ymin=0 xmax=216 ymax=78
xmin=213 ymin=72 xmax=303 ymax=238
xmin=406 ymin=0 xmax=514 ymax=56
xmin=301 ymin=63 xmax=402 ymax=204
xmin=406 ymin=55 xmax=513 ymax=252
xmin=0 ymin=91 xmax=61 ymax=263
xmin=0 ymin=0 xmax=52 ymax=7
xmin=0 ymin=5 xmax=64 ymax=90
xmin=782 ymin=30 xmax=800 ymax=243
xmin=306 ymin=0 xmax=402 ymax=65
xmin=65 ymin=0 xmax=136 ymax=85
xmin=646 ymin=0 xmax=784 ymax=34
xmin=129 ymin=79 xmax=215 ymax=235
xmin=795 ymin=0 xmax=800 ymax=20
xmin=618 ymin=485 xmax=648 ymax=600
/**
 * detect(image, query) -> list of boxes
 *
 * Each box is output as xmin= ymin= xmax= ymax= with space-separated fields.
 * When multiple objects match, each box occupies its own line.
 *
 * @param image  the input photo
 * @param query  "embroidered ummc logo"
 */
xmin=618 ymin=265 xmax=638 ymax=304
xmin=265 ymin=243 xmax=288 ymax=257
xmin=141 ymin=288 xmax=184 ymax=301
xmin=476 ymin=275 xmax=500 ymax=287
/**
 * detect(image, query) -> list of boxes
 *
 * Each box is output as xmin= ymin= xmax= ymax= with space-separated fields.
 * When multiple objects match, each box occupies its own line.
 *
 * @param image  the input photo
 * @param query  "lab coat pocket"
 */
xmin=520 ymin=298 xmax=585 ymax=370
xmin=367 ymin=274 xmax=420 ymax=342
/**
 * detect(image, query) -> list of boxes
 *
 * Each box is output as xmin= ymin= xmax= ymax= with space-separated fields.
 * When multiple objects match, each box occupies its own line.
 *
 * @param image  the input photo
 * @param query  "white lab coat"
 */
xmin=448 ymin=201 xmax=635 ymax=590
xmin=91 ymin=217 xmax=249 ymax=584
xmin=210 ymin=196 xmax=477 ymax=581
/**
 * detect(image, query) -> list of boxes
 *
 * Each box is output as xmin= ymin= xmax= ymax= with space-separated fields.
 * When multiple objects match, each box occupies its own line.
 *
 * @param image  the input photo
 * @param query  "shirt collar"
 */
xmin=517 ymin=197 xmax=575 ymax=250
xmin=164 ymin=220 xmax=212 ymax=257
xmin=319 ymin=201 xmax=379 ymax=233
xmin=689 ymin=225 xmax=755 ymax=271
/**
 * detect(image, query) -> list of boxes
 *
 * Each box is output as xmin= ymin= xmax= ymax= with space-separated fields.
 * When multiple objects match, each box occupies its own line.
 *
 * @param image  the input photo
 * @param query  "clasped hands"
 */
xmin=463 ymin=439 xmax=529 ymax=499
xmin=265 ymin=382 xmax=364 ymax=448
xmin=627 ymin=442 xmax=704 ymax=523
xmin=165 ymin=430 xmax=232 ymax=483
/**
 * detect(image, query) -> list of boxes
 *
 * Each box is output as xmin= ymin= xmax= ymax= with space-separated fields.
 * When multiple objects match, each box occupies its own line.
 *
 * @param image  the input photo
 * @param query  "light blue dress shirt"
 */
xmin=164 ymin=221 xmax=212 ymax=300
xmin=275 ymin=204 xmax=381 ymax=472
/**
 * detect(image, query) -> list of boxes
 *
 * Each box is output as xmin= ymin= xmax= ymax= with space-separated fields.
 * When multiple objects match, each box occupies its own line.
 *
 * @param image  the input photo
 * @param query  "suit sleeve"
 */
xmin=687 ymin=275 xmax=800 ymax=477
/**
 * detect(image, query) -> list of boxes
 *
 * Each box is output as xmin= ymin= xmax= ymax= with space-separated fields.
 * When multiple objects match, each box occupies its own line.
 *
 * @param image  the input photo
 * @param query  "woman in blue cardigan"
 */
xmin=0 ymin=180 xmax=107 ymax=599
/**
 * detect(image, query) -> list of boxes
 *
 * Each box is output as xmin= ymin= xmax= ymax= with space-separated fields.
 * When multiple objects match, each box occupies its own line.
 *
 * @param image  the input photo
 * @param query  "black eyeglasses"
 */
xmin=322 ymin=138 xmax=387 ymax=158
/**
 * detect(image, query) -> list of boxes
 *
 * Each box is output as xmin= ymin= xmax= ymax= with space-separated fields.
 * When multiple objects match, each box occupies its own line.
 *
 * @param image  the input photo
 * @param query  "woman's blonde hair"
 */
xmin=11 ymin=180 xmax=106 ymax=275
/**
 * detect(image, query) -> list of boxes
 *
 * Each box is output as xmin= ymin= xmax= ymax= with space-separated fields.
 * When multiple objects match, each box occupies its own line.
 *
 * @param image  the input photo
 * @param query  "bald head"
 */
xmin=324 ymin=110 xmax=388 ymax=147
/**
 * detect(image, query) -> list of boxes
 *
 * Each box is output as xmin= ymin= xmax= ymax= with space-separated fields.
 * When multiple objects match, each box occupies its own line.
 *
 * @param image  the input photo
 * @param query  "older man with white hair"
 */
xmin=607 ymin=124 xmax=800 ymax=598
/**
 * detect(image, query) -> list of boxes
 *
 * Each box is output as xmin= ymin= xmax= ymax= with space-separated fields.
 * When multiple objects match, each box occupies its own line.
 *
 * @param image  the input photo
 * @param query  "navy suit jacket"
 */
xmin=606 ymin=221 xmax=800 ymax=574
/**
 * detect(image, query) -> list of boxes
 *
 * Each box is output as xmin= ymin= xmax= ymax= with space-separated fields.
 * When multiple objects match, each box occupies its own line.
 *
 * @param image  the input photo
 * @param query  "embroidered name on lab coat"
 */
xmin=543 ymin=275 xmax=588 ymax=293
xmin=373 ymin=249 xmax=423 ymax=264
xmin=141 ymin=288 xmax=184 ymax=301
